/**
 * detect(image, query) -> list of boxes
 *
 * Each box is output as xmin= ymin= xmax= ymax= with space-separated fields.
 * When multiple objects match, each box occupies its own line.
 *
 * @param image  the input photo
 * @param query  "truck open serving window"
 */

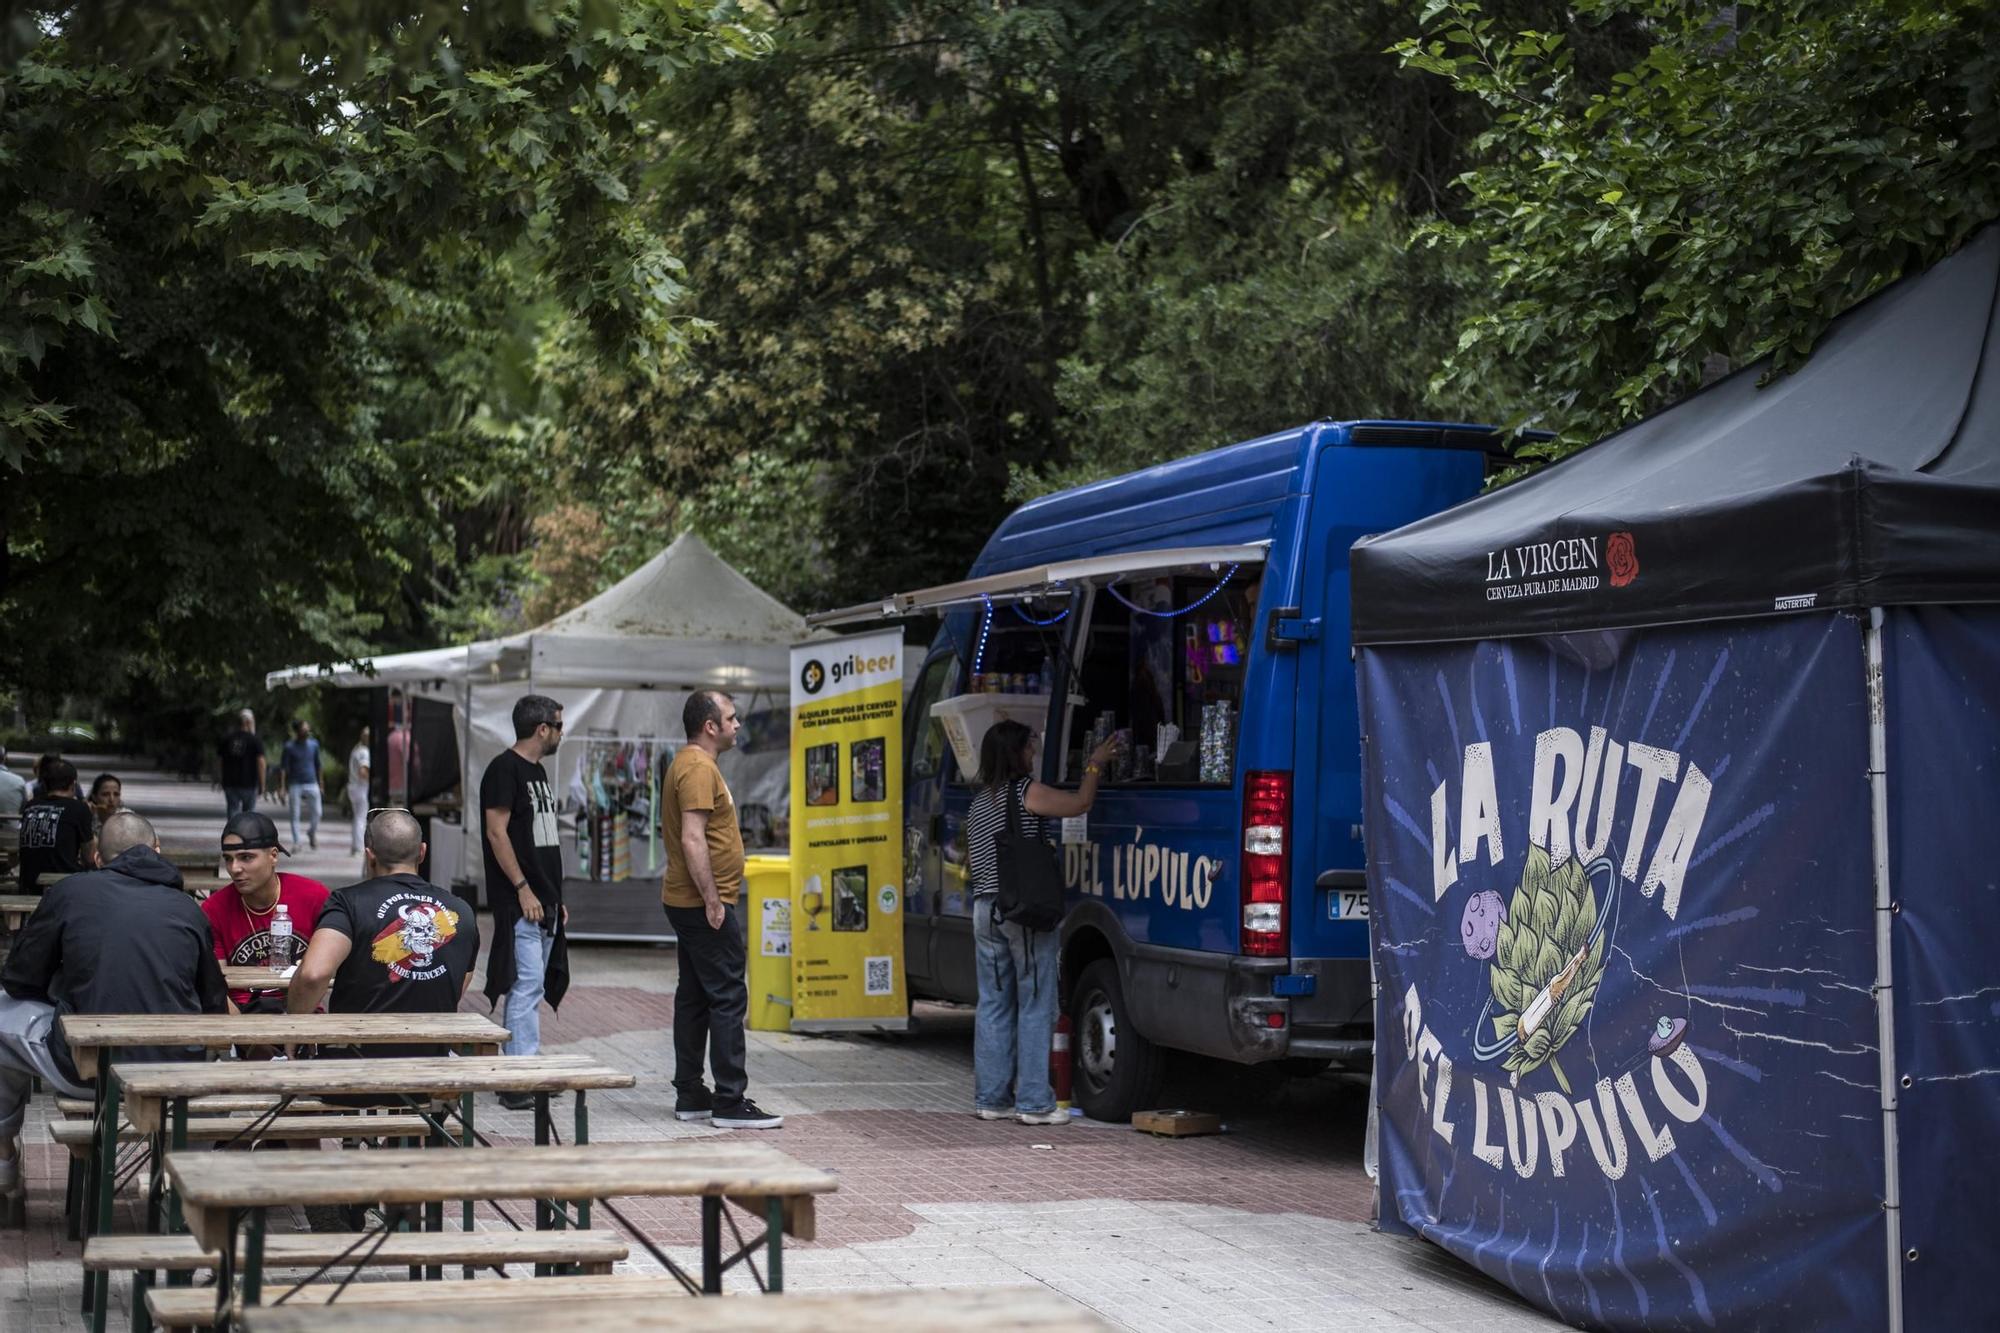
xmin=1061 ymin=565 xmax=1263 ymax=788
xmin=937 ymin=599 xmax=1075 ymax=788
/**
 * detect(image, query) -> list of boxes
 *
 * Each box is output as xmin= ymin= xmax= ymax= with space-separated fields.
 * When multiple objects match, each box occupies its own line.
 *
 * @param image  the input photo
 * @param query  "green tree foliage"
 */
xmin=0 ymin=3 xmax=761 ymax=711
xmin=1397 ymin=0 xmax=2000 ymax=462
xmin=568 ymin=1 xmax=1503 ymax=607
xmin=559 ymin=20 xmax=1066 ymax=608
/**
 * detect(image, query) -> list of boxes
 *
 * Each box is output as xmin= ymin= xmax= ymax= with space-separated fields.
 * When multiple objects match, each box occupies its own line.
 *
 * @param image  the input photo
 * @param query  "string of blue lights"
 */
xmin=1100 ymin=564 xmax=1240 ymax=618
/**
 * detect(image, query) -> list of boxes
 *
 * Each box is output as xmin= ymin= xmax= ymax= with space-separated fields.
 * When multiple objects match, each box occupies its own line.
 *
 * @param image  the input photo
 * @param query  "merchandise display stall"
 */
xmin=269 ymin=532 xmax=806 ymax=940
xmin=1349 ymin=229 xmax=2000 ymax=1330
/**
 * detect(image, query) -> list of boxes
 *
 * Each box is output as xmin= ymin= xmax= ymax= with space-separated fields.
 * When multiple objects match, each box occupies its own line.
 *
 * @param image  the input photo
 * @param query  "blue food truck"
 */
xmin=811 ymin=420 xmax=1504 ymax=1119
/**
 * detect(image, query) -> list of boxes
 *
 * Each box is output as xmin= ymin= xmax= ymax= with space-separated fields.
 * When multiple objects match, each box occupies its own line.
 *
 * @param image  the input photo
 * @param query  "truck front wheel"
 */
xmin=1071 ymin=959 xmax=1165 ymax=1122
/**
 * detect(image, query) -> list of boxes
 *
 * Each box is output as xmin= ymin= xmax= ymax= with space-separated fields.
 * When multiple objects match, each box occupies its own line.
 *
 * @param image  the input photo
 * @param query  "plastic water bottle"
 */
xmin=270 ymin=903 xmax=293 ymax=970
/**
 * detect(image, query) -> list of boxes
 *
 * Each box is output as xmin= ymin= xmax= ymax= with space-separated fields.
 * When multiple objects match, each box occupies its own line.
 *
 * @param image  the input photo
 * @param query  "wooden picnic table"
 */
xmin=1 ymin=892 xmax=38 ymax=930
xmin=60 ymin=1013 xmax=510 ymax=1081
xmin=220 ymin=966 xmax=293 ymax=994
xmin=235 ymin=1286 xmax=1109 ymax=1332
xmin=113 ymin=1053 xmax=627 ymax=1132
xmin=115 ymin=1054 xmax=635 ymax=1253
xmin=65 ymin=1015 xmax=516 ymax=1333
xmin=167 ymin=1140 xmax=840 ymax=1317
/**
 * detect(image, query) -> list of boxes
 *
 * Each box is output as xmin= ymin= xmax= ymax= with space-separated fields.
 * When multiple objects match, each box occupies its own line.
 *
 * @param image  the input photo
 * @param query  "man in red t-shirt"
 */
xmin=204 ymin=811 xmax=329 ymax=1012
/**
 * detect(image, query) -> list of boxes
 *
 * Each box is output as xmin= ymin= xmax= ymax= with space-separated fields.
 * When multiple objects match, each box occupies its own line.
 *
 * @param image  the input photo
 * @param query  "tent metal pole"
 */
xmin=1865 ymin=606 xmax=1903 ymax=1333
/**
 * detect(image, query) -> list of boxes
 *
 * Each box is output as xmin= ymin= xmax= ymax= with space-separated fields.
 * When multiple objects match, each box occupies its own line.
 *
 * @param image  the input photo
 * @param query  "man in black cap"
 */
xmin=0 ymin=812 xmax=229 ymax=1190
xmin=204 ymin=812 xmax=330 ymax=1013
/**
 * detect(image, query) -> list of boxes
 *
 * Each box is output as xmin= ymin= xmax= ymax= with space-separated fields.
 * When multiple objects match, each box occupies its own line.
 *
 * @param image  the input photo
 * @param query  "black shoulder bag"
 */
xmin=995 ymin=779 xmax=1065 ymax=931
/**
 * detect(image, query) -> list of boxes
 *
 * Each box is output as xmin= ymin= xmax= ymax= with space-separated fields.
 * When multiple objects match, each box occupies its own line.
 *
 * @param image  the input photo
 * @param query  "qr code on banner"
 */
xmin=864 ymin=956 xmax=894 ymax=997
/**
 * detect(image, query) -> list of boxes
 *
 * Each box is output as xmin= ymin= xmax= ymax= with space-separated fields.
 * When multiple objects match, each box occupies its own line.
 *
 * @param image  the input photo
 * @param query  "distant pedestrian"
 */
xmin=346 ymin=726 xmax=371 ymax=856
xmin=480 ymin=694 xmax=569 ymax=1108
xmin=0 ymin=748 xmax=26 ymax=818
xmin=206 ymin=811 xmax=329 ymax=1012
xmin=385 ymin=692 xmax=419 ymax=804
xmin=965 ymin=720 xmax=1119 ymax=1125
xmin=27 ymin=753 xmax=58 ymax=800
xmin=18 ymin=759 xmax=96 ymax=893
xmin=87 ymin=773 xmax=123 ymax=833
xmin=279 ymin=720 xmax=324 ymax=850
xmin=0 ymin=811 xmax=229 ymax=1190
xmin=217 ymin=710 xmax=266 ymax=817
xmin=288 ymin=810 xmax=478 ymax=1058
xmin=662 ymin=690 xmax=781 ymax=1130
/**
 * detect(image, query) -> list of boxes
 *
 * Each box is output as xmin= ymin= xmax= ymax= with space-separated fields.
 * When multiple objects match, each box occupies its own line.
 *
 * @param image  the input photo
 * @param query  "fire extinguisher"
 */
xmin=1051 ymin=1012 xmax=1074 ymax=1114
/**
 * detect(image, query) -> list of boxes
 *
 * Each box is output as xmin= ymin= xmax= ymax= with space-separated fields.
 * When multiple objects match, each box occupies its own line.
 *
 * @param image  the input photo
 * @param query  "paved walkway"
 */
xmin=1 ymin=762 xmax=1564 ymax=1331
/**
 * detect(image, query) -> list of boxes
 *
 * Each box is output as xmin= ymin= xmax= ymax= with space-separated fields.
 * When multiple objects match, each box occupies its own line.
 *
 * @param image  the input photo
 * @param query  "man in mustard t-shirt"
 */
xmin=662 ymin=690 xmax=782 ymax=1130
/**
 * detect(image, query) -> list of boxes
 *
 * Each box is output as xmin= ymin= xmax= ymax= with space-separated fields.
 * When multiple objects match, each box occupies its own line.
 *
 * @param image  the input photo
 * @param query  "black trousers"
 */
xmin=663 ymin=900 xmax=749 ymax=1104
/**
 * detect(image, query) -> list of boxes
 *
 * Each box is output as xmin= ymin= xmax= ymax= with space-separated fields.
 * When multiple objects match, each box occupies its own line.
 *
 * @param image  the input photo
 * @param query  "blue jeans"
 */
xmin=505 ymin=915 xmax=556 ymax=1056
xmin=287 ymin=784 xmax=322 ymax=845
xmin=223 ymin=787 xmax=258 ymax=818
xmin=973 ymin=895 xmax=1060 ymax=1115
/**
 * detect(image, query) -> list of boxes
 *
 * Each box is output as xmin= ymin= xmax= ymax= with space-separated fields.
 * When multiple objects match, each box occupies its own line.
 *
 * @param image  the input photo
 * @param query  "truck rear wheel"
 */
xmin=1071 ymin=959 xmax=1164 ymax=1122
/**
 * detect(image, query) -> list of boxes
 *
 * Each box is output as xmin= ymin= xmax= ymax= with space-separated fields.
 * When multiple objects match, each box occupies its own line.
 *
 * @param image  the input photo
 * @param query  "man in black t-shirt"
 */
xmin=479 ymin=696 xmax=568 ymax=1105
xmin=288 ymin=810 xmax=479 ymax=1059
xmin=217 ymin=709 xmax=267 ymax=819
xmin=18 ymin=758 xmax=96 ymax=893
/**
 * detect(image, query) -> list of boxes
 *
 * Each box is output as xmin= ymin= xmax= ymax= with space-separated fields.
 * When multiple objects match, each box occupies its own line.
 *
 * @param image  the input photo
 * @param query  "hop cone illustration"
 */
xmin=1488 ymin=845 xmax=1604 ymax=1095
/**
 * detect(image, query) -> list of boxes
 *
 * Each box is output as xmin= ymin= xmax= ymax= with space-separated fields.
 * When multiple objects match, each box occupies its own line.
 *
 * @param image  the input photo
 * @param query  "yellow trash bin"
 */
xmin=744 ymin=854 xmax=794 ymax=1032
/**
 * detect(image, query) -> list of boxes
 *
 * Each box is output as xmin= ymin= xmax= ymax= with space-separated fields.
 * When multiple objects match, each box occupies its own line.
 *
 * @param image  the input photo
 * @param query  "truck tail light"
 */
xmin=1241 ymin=770 xmax=1292 ymax=958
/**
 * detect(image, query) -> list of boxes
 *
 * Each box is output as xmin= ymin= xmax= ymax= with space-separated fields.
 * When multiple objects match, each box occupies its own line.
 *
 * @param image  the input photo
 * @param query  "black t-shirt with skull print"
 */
xmin=316 ymin=873 xmax=480 ymax=1057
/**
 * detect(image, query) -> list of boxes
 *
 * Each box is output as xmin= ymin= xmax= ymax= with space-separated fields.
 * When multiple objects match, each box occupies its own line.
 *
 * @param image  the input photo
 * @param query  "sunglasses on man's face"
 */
xmin=367 ymin=806 xmax=412 ymax=822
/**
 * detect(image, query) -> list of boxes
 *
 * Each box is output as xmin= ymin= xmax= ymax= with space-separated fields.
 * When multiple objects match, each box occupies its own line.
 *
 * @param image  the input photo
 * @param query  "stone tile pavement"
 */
xmin=0 ymin=770 xmax=1568 ymax=1330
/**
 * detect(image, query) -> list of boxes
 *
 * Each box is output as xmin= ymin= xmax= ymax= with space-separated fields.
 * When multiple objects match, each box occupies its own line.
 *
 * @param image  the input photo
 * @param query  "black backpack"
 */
xmin=995 ymin=778 xmax=1065 ymax=931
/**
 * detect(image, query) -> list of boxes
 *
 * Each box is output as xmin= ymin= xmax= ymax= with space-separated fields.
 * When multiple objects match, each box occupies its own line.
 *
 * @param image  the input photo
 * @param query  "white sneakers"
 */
xmin=1014 ymin=1109 xmax=1069 ymax=1126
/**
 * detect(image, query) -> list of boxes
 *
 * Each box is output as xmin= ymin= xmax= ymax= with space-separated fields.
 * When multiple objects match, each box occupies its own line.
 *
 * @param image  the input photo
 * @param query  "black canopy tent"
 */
xmin=1348 ymin=229 xmax=2000 ymax=1330
xmin=1351 ymin=227 xmax=2000 ymax=647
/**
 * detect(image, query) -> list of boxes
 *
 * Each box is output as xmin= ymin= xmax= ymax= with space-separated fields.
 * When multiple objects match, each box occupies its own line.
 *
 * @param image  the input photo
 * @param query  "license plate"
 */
xmin=1328 ymin=888 xmax=1370 ymax=922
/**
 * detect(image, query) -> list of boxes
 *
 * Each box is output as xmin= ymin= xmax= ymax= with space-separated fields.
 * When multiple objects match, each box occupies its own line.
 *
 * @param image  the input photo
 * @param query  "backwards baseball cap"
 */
xmin=220 ymin=811 xmax=291 ymax=854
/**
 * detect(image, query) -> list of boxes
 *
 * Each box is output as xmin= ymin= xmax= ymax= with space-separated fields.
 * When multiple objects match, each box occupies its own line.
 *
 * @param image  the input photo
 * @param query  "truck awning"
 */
xmin=806 ymin=542 xmax=1269 ymax=628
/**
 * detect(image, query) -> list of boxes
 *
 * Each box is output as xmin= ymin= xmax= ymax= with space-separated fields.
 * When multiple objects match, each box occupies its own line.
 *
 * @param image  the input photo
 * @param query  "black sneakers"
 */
xmin=496 ymin=1091 xmax=537 ymax=1112
xmin=674 ymin=1087 xmax=714 ymax=1122
xmin=711 ymin=1098 xmax=784 ymax=1130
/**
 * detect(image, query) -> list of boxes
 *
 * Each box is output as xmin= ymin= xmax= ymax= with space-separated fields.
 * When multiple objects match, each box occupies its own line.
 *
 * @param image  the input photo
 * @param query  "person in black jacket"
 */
xmin=0 ymin=812 xmax=230 ymax=1190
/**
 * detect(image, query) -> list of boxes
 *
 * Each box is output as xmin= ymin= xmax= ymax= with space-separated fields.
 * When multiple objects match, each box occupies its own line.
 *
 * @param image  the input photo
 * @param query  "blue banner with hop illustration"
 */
xmin=1885 ymin=606 xmax=2000 ymax=1333
xmin=1358 ymin=613 xmax=1888 ymax=1331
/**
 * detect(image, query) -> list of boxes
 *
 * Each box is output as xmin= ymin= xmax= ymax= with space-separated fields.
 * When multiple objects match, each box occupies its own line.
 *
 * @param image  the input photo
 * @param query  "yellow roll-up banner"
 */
xmin=788 ymin=630 xmax=909 ymax=1031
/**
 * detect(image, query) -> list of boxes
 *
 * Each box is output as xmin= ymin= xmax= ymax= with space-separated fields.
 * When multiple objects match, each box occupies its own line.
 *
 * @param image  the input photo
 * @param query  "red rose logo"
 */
xmin=1607 ymin=532 xmax=1639 ymax=588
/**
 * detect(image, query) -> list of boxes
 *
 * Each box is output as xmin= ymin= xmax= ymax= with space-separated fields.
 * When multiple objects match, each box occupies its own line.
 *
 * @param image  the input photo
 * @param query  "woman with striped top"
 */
xmin=966 ymin=719 xmax=1121 ymax=1125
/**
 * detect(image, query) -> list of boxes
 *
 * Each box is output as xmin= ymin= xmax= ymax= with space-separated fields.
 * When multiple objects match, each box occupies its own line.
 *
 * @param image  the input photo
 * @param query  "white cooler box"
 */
xmin=931 ymin=692 xmax=1052 ymax=775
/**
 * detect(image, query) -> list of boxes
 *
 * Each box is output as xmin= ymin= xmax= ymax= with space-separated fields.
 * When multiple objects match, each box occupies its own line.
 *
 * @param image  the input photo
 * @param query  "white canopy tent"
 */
xmin=267 ymin=533 xmax=808 ymax=919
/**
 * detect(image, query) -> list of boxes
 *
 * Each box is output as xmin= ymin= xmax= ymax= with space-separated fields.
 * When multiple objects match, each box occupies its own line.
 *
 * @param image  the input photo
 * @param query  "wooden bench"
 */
xmin=57 ymin=1097 xmax=354 ymax=1118
xmin=50 ymin=1114 xmax=434 ymax=1155
xmin=152 ymin=1275 xmax=694 ymax=1329
xmin=1 ymin=892 xmax=38 ymax=931
xmin=232 ymin=1287 xmax=1114 ymax=1332
xmin=89 ymin=1227 xmax=626 ymax=1278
